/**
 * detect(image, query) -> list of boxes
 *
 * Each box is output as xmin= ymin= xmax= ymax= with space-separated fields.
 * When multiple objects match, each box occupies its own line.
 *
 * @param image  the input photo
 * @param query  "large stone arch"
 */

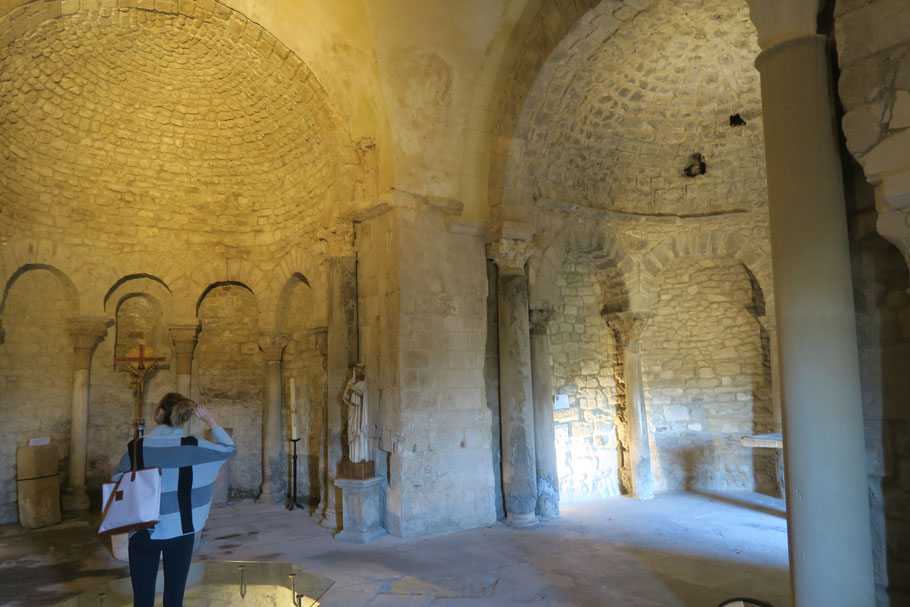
xmin=637 ymin=229 xmax=772 ymax=309
xmin=186 ymin=258 xmax=270 ymax=326
xmin=530 ymin=221 xmax=635 ymax=310
xmin=471 ymin=0 xmax=651 ymax=216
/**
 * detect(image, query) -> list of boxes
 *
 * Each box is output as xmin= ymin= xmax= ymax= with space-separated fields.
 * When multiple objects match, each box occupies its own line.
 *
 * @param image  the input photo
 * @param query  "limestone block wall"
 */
xmin=358 ymin=210 xmax=402 ymax=488
xmin=0 ymin=270 xmax=75 ymax=522
xmin=383 ymin=206 xmax=496 ymax=537
xmin=850 ymin=202 xmax=910 ymax=606
xmin=642 ymin=257 xmax=773 ymax=492
xmin=193 ymin=286 xmax=265 ymax=498
xmin=549 ymin=260 xmax=622 ymax=502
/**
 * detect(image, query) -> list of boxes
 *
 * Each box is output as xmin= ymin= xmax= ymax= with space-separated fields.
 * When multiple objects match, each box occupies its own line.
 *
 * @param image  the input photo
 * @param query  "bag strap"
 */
xmin=127 ymin=438 xmax=145 ymax=471
xmin=100 ymin=475 xmax=124 ymax=523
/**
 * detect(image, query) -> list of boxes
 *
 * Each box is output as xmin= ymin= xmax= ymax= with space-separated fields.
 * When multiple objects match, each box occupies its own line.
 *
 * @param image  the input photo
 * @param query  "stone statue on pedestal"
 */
xmin=342 ymin=363 xmax=369 ymax=464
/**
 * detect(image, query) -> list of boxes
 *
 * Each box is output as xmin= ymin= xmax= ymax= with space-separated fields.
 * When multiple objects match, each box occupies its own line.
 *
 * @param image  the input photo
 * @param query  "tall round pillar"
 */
xmin=488 ymin=238 xmax=537 ymax=526
xmin=748 ymin=2 xmax=875 ymax=601
xmin=529 ymin=308 xmax=559 ymax=519
xmin=258 ymin=333 xmax=288 ymax=504
xmin=62 ymin=318 xmax=108 ymax=511
xmin=168 ymin=324 xmax=199 ymax=398
xmin=604 ymin=311 xmax=654 ymax=500
xmin=320 ymin=220 xmax=358 ymax=529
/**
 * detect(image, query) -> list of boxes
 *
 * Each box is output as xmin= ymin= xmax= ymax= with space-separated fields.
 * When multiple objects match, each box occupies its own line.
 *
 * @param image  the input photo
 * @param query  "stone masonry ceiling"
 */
xmin=0 ymin=6 xmax=350 ymax=253
xmin=530 ymin=0 xmax=766 ymax=216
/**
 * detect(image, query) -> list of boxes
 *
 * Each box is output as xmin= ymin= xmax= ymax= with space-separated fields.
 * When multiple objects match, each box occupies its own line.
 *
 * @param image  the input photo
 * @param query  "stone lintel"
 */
xmin=319 ymin=219 xmax=356 ymax=258
xmin=487 ymin=237 xmax=534 ymax=276
xmin=529 ymin=308 xmax=554 ymax=336
xmin=746 ymin=0 xmax=822 ymax=51
xmin=603 ymin=310 xmax=654 ymax=348
xmin=259 ymin=332 xmax=289 ymax=362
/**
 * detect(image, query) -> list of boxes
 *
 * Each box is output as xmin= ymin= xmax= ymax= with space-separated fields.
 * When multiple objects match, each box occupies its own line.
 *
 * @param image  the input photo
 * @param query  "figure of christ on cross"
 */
xmin=114 ymin=344 xmax=167 ymax=438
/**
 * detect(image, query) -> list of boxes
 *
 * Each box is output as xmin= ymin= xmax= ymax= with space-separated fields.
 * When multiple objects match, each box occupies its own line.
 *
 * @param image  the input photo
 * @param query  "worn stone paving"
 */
xmin=0 ymin=491 xmax=790 ymax=607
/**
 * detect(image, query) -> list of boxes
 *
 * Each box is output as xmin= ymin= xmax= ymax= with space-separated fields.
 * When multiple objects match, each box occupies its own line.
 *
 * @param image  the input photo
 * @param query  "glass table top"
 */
xmin=57 ymin=560 xmax=334 ymax=606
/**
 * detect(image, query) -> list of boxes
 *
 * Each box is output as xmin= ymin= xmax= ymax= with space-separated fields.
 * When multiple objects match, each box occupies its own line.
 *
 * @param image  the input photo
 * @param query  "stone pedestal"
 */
xmin=16 ymin=444 xmax=61 ymax=528
xmin=334 ymin=476 xmax=386 ymax=543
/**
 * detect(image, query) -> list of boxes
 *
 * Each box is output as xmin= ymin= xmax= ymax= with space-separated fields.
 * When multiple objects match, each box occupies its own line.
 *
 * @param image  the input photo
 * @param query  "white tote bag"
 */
xmin=99 ymin=439 xmax=162 ymax=536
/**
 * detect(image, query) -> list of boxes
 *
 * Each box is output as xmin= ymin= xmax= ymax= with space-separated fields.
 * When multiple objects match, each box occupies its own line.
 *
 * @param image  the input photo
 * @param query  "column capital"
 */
xmin=603 ymin=310 xmax=654 ymax=348
xmin=319 ymin=219 xmax=356 ymax=258
xmin=529 ymin=308 xmax=554 ymax=336
xmin=259 ymin=332 xmax=289 ymax=362
xmin=66 ymin=317 xmax=109 ymax=370
xmin=487 ymin=238 xmax=534 ymax=276
xmin=308 ymin=326 xmax=328 ymax=357
xmin=168 ymin=324 xmax=199 ymax=347
xmin=746 ymin=0 xmax=822 ymax=51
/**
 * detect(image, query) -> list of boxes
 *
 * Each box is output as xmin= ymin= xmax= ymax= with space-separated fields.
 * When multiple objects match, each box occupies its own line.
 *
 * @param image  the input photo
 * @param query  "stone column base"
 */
xmin=334 ymin=476 xmax=386 ymax=543
xmin=61 ymin=486 xmax=89 ymax=511
xmin=506 ymin=511 xmax=538 ymax=527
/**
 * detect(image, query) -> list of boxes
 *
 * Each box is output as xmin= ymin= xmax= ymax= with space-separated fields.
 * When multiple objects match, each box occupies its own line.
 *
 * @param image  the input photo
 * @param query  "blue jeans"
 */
xmin=128 ymin=530 xmax=194 ymax=607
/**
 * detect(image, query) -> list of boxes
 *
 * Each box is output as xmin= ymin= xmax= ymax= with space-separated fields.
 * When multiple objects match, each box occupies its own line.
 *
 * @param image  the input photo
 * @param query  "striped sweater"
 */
xmin=112 ymin=424 xmax=237 ymax=540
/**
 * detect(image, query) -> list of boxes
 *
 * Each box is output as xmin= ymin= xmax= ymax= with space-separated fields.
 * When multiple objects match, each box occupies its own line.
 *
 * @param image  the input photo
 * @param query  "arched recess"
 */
xmin=637 ymin=229 xmax=773 ymax=311
xmin=641 ymin=254 xmax=775 ymax=494
xmin=530 ymin=221 xmax=635 ymax=311
xmin=0 ymin=264 xmax=80 ymax=523
xmin=0 ymin=241 xmax=86 ymax=316
xmin=188 ymin=260 xmax=269 ymax=322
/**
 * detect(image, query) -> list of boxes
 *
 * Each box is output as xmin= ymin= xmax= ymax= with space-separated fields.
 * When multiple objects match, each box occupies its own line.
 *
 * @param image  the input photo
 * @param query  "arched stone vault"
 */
xmin=0 ymin=0 xmax=370 ymax=260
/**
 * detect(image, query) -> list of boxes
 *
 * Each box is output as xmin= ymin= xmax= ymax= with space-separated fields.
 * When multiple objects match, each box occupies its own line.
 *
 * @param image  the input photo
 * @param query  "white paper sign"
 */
xmin=28 ymin=437 xmax=51 ymax=446
xmin=553 ymin=394 xmax=569 ymax=410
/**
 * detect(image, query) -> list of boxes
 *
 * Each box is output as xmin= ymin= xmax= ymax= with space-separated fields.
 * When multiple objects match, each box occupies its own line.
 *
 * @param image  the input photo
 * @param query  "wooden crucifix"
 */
xmin=115 ymin=343 xmax=166 ymax=438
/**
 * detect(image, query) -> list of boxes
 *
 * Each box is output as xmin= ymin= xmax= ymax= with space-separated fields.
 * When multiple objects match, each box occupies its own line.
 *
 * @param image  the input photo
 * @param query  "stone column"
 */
xmin=320 ymin=220 xmax=358 ymax=529
xmin=529 ymin=308 xmax=559 ymax=519
xmin=604 ymin=311 xmax=654 ymax=500
xmin=168 ymin=325 xmax=198 ymax=397
xmin=488 ymin=238 xmax=537 ymax=526
xmin=748 ymin=2 xmax=875 ymax=603
xmin=258 ymin=332 xmax=288 ymax=504
xmin=757 ymin=315 xmax=782 ymax=431
xmin=62 ymin=318 xmax=108 ymax=511
xmin=310 ymin=327 xmax=329 ymax=512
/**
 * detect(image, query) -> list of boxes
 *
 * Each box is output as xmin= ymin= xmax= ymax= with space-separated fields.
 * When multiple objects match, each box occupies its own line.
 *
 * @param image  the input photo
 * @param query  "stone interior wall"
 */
xmin=549 ymin=259 xmax=622 ymax=502
xmin=385 ymin=206 xmax=496 ymax=536
xmin=849 ymin=191 xmax=910 ymax=606
xmin=642 ymin=257 xmax=773 ymax=492
xmin=357 ymin=210 xmax=402 ymax=494
xmin=0 ymin=269 xmax=74 ymax=522
xmin=194 ymin=285 xmax=265 ymax=498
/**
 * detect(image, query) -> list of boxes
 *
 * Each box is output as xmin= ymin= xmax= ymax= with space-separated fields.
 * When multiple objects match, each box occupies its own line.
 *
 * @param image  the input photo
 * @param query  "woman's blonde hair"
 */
xmin=157 ymin=392 xmax=196 ymax=427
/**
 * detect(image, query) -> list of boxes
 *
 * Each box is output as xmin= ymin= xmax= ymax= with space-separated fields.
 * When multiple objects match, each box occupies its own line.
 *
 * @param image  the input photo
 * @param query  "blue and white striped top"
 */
xmin=112 ymin=424 xmax=237 ymax=540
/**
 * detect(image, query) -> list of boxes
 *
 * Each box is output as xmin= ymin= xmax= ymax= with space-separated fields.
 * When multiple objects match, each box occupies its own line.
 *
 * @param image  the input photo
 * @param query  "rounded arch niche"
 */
xmin=0 ymin=0 xmax=366 ymax=257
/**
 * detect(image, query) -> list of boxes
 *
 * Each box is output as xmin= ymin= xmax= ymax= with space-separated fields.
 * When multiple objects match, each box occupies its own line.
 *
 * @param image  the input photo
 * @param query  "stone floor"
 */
xmin=0 ymin=491 xmax=791 ymax=607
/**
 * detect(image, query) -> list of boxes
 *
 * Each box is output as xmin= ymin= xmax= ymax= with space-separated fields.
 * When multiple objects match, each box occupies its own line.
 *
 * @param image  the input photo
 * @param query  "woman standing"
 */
xmin=111 ymin=392 xmax=236 ymax=607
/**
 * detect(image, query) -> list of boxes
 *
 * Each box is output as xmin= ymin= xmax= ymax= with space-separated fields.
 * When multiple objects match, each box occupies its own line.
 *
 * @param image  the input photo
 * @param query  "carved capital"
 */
xmin=529 ymin=308 xmax=554 ymax=336
xmin=308 ymin=326 xmax=328 ymax=357
xmin=66 ymin=317 xmax=109 ymax=370
xmin=319 ymin=219 xmax=356 ymax=258
xmin=169 ymin=325 xmax=199 ymax=374
xmin=603 ymin=311 xmax=653 ymax=350
xmin=746 ymin=0 xmax=822 ymax=50
xmin=487 ymin=238 xmax=534 ymax=276
xmin=259 ymin=332 xmax=289 ymax=362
